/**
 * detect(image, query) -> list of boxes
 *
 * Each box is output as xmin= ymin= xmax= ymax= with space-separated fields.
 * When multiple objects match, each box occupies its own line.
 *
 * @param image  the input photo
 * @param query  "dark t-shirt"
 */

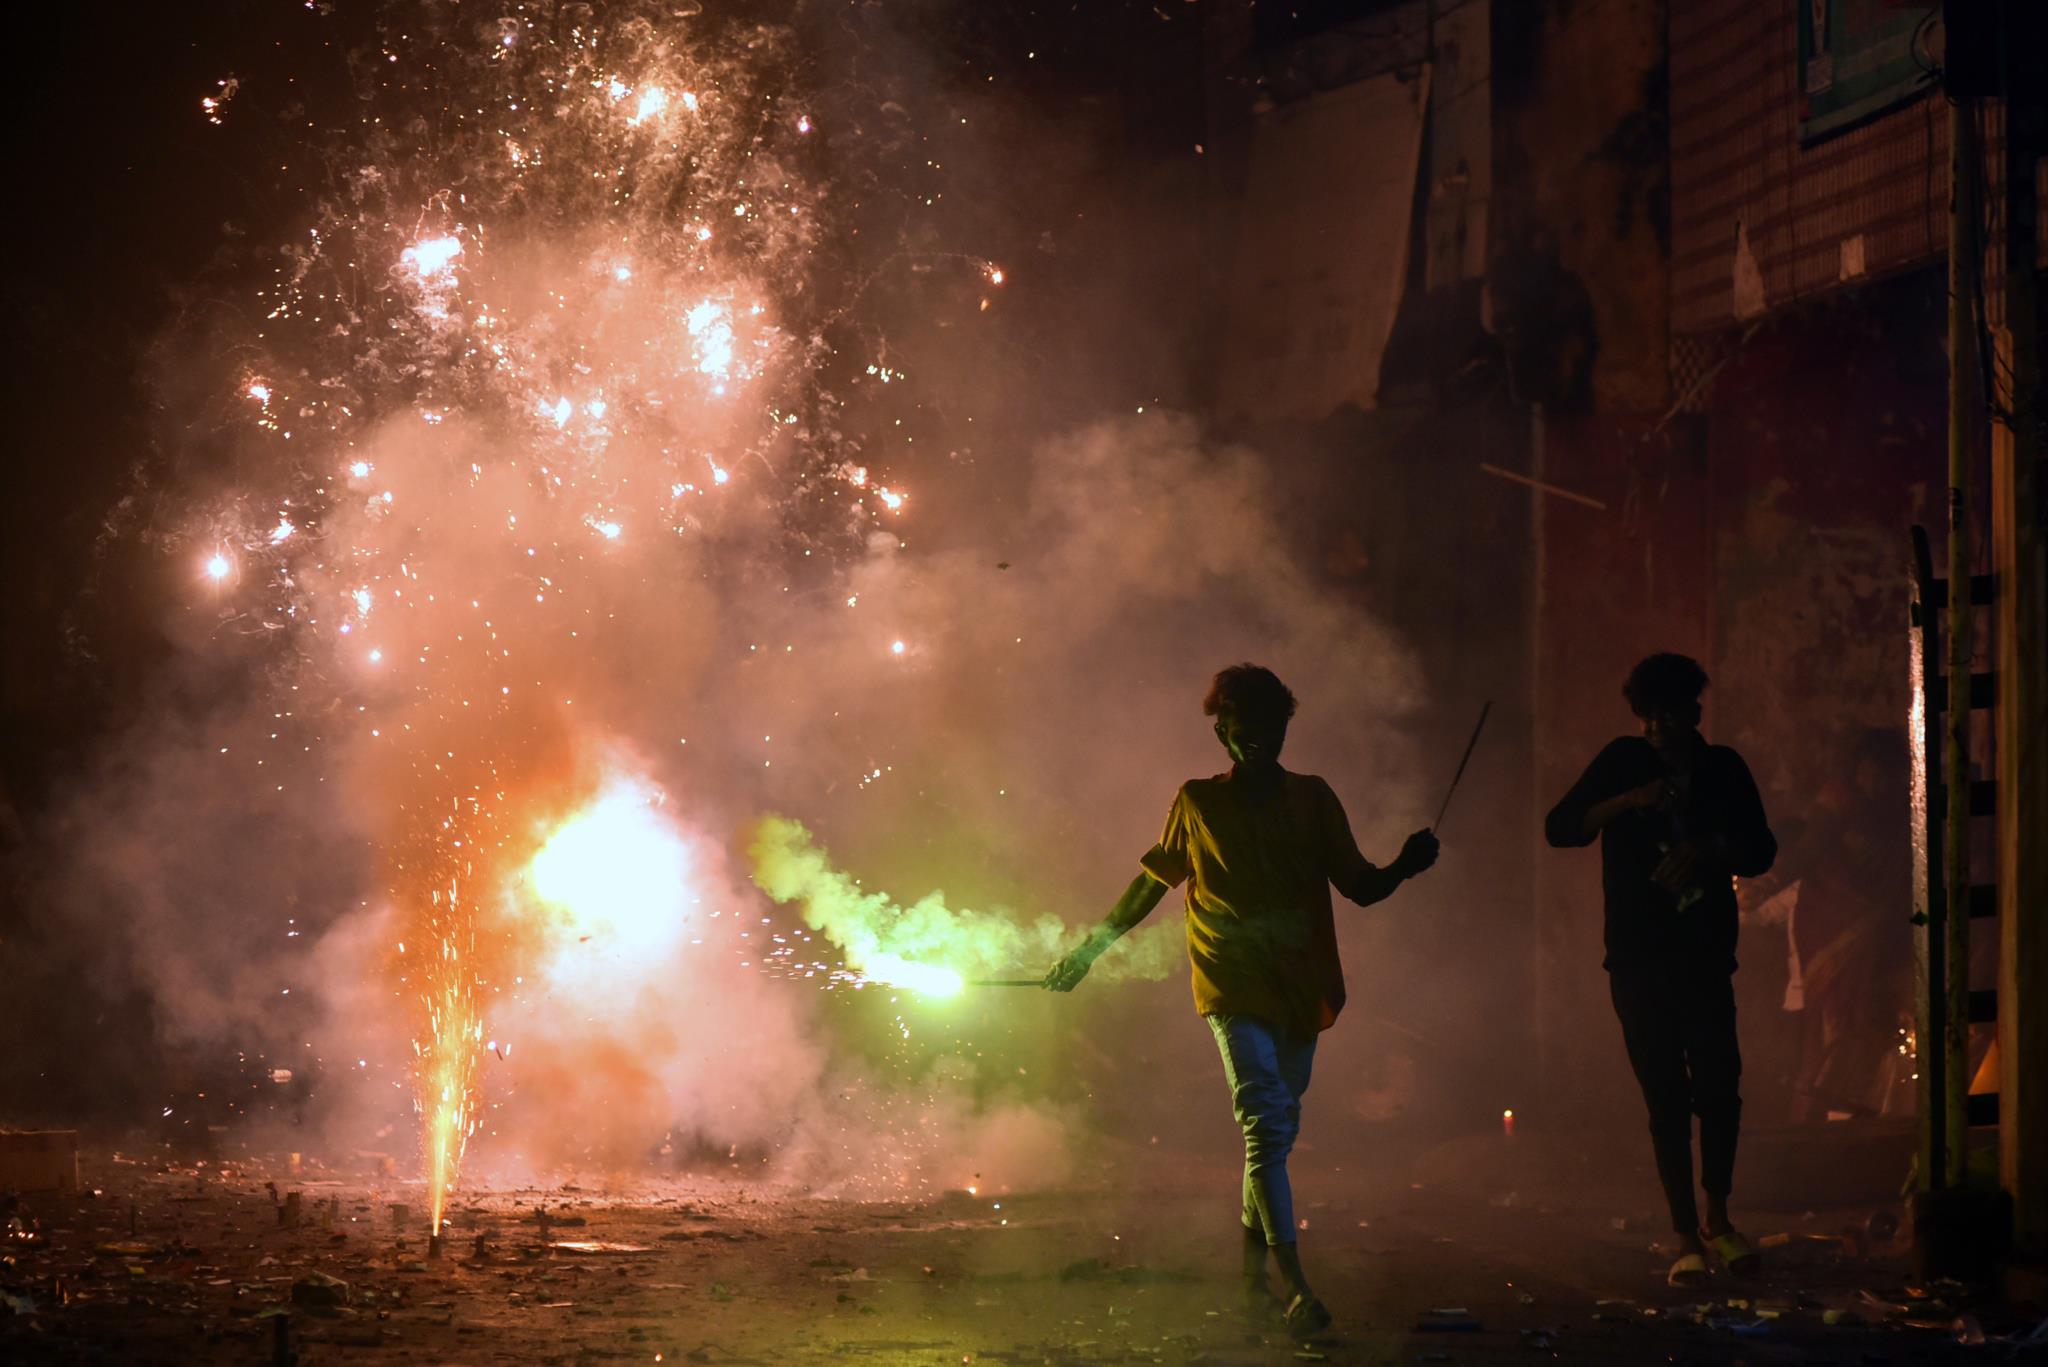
xmin=1544 ymin=735 xmax=1777 ymax=971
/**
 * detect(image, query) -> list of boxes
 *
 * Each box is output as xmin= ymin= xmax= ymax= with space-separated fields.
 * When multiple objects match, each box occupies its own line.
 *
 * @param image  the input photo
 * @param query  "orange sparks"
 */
xmin=406 ymin=829 xmax=485 ymax=1237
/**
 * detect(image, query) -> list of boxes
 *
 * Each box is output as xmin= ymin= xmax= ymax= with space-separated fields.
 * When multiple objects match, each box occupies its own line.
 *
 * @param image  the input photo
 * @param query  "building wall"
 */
xmin=1669 ymin=0 xmax=1945 ymax=335
xmin=1516 ymin=0 xmax=1954 ymax=1124
xmin=1491 ymin=0 xmax=1695 ymax=1096
xmin=1525 ymin=272 xmax=1947 ymax=1115
xmin=1490 ymin=0 xmax=1670 ymax=414
xmin=1704 ymin=273 xmax=1947 ymax=1123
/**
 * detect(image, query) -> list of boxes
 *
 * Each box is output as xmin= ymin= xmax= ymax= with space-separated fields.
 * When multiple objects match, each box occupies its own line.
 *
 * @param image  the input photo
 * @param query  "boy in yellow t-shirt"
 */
xmin=1046 ymin=664 xmax=1439 ymax=1336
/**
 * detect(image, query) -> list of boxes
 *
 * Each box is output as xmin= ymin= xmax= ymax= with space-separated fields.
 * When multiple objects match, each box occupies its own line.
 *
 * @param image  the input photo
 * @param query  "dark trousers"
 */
xmin=1608 ymin=963 xmax=1742 ymax=1237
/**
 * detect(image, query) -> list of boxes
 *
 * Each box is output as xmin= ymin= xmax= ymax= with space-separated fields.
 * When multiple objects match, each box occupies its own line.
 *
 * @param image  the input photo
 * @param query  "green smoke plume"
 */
xmin=748 ymin=815 xmax=1182 ymax=993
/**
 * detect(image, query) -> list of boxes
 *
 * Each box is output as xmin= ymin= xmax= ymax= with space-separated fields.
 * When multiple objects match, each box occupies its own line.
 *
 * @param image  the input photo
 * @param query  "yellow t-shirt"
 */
xmin=1140 ymin=768 xmax=1391 ymax=1038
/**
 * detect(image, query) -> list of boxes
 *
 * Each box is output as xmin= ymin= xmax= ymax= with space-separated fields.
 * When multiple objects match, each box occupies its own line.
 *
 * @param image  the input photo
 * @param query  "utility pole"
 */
xmin=1928 ymin=0 xmax=2048 ymax=1282
xmin=1943 ymin=94 xmax=1976 ymax=1191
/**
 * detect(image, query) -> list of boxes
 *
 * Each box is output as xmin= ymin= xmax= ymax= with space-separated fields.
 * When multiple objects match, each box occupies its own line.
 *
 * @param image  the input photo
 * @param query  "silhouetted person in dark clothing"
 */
xmin=1046 ymin=664 xmax=1439 ymax=1338
xmin=1545 ymin=653 xmax=1776 ymax=1286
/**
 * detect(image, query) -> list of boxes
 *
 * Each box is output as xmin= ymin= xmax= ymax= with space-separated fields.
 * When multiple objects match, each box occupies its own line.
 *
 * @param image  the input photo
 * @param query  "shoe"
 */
xmin=1284 ymin=1293 xmax=1332 ymax=1338
xmin=1704 ymin=1228 xmax=1761 ymax=1278
xmin=1666 ymin=1250 xmax=1709 ymax=1287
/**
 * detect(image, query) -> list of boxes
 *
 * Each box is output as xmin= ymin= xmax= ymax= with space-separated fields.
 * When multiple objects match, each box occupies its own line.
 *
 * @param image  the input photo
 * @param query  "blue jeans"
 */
xmin=1207 ymin=1013 xmax=1317 ymax=1246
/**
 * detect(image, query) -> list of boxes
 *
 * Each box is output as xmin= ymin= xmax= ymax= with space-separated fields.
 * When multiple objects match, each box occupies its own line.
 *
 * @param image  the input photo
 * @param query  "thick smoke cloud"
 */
xmin=26 ymin=409 xmax=1428 ymax=1194
xmin=12 ymin=3 xmax=1431 ymax=1200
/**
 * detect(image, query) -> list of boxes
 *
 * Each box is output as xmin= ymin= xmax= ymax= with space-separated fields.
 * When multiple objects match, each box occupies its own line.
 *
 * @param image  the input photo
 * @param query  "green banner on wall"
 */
xmin=1797 ymin=0 xmax=1938 ymax=144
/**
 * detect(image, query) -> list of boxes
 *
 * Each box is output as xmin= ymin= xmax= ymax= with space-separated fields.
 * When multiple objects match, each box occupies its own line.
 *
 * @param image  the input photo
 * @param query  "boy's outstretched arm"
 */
xmin=1043 ymin=870 xmax=1169 ymax=991
xmin=1320 ymin=776 xmax=1440 ymax=907
xmin=1331 ymin=828 xmax=1440 ymax=906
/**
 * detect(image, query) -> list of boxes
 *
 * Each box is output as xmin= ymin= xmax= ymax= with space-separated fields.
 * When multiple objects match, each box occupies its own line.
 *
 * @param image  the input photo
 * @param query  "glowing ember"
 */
xmin=401 ymin=235 xmax=463 ymax=280
xmin=199 ymin=77 xmax=238 ymax=125
xmin=684 ymin=300 xmax=736 ymax=382
xmin=627 ymin=86 xmax=669 ymax=126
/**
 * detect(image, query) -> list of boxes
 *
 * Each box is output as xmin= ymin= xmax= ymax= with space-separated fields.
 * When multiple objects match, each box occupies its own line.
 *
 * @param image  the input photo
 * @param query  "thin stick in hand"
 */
xmin=1432 ymin=700 xmax=1493 ymax=833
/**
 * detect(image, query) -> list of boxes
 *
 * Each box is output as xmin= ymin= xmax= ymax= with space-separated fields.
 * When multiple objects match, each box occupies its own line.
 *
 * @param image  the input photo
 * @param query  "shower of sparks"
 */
xmin=173 ymin=0 xmax=1017 ymax=1207
xmin=404 ymin=827 xmax=483 ymax=1238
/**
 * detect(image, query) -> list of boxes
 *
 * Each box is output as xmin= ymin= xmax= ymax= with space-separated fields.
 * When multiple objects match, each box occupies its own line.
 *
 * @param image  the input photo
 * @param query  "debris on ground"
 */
xmin=549 ymin=1240 xmax=652 ymax=1254
xmin=1 ymin=1147 xmax=2031 ymax=1366
xmin=290 ymin=1271 xmax=350 ymax=1309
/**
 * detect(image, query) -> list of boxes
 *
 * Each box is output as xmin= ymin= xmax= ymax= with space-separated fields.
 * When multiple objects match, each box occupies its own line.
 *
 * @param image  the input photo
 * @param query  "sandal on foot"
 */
xmin=1666 ymin=1251 xmax=1710 ymax=1288
xmin=1284 ymin=1293 xmax=1332 ymax=1338
xmin=1706 ymin=1229 xmax=1761 ymax=1278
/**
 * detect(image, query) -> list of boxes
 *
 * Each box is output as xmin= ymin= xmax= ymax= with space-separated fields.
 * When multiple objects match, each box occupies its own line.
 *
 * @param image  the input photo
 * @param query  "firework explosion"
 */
xmin=180 ymin=3 xmax=997 ymax=1223
xmin=111 ymin=0 xmax=1429 ymax=1220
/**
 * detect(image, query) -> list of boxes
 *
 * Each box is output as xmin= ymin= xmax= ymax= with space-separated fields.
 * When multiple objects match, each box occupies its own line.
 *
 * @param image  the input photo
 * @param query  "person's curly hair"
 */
xmin=1203 ymin=664 xmax=1298 ymax=727
xmin=1623 ymin=652 xmax=1709 ymax=716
